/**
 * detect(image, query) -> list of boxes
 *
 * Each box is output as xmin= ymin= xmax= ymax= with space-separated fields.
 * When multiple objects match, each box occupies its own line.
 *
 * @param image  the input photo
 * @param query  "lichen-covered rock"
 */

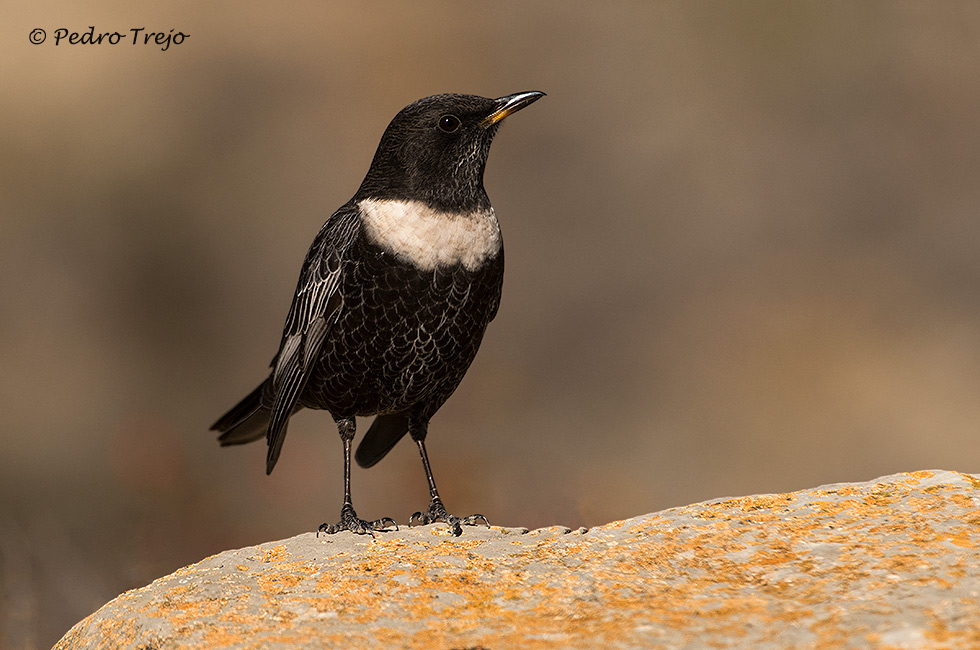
xmin=55 ymin=470 xmax=980 ymax=649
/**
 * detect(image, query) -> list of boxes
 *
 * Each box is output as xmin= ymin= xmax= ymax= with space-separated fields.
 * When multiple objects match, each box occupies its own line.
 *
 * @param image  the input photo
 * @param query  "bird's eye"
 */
xmin=438 ymin=115 xmax=461 ymax=133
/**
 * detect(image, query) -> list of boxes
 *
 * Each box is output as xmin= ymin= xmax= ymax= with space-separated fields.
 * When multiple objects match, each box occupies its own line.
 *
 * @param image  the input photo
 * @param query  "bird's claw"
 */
xmin=410 ymin=498 xmax=489 ymax=536
xmin=317 ymin=504 xmax=397 ymax=537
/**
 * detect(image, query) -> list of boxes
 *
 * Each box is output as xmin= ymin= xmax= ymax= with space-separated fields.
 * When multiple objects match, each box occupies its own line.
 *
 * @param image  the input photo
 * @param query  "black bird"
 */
xmin=211 ymin=91 xmax=544 ymax=536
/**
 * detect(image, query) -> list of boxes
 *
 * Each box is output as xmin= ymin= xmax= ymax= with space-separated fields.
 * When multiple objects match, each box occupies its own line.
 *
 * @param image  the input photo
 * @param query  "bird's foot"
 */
xmin=317 ymin=504 xmax=397 ymax=537
xmin=410 ymin=497 xmax=489 ymax=537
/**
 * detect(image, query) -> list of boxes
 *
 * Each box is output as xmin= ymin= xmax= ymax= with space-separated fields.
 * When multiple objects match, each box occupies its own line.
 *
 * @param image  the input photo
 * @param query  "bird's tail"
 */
xmin=355 ymin=412 xmax=410 ymax=468
xmin=211 ymin=381 xmax=271 ymax=446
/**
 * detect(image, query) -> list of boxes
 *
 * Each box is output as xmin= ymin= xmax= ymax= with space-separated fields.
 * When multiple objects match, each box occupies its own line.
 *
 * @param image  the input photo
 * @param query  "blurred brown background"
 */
xmin=3 ymin=1 xmax=980 ymax=647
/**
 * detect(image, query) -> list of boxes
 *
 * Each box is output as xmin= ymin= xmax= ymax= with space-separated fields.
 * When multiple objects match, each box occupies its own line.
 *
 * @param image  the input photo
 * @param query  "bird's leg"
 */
xmin=409 ymin=434 xmax=489 ymax=537
xmin=318 ymin=418 xmax=397 ymax=536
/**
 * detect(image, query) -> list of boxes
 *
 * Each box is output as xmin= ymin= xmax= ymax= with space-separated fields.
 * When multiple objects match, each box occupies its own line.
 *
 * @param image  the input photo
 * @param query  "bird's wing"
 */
xmin=265 ymin=205 xmax=360 ymax=473
xmin=488 ymin=248 xmax=504 ymax=321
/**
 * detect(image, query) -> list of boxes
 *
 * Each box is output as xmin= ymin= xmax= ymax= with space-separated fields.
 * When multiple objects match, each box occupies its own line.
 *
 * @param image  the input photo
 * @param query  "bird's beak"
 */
xmin=480 ymin=91 xmax=546 ymax=127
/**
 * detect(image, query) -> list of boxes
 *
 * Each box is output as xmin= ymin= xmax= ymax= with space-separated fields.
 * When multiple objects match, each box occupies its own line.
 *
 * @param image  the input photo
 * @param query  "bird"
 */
xmin=210 ymin=91 xmax=545 ymax=536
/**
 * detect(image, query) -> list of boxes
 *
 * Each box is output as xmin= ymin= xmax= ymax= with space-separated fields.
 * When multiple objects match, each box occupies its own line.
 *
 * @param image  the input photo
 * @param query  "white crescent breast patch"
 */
xmin=359 ymin=198 xmax=501 ymax=271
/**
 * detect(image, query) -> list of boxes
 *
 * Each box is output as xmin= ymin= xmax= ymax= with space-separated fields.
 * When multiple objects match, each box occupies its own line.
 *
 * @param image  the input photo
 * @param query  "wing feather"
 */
xmin=265 ymin=205 xmax=360 ymax=472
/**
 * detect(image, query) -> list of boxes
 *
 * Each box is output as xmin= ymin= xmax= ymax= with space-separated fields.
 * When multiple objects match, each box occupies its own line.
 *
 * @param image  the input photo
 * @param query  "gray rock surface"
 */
xmin=55 ymin=470 xmax=980 ymax=649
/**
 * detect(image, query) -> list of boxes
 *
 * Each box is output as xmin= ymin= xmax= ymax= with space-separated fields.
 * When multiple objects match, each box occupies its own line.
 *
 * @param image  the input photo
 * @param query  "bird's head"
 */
xmin=356 ymin=91 xmax=545 ymax=212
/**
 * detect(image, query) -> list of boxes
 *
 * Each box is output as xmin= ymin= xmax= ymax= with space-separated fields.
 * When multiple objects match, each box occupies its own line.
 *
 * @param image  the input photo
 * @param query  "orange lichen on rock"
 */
xmin=54 ymin=470 xmax=980 ymax=650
